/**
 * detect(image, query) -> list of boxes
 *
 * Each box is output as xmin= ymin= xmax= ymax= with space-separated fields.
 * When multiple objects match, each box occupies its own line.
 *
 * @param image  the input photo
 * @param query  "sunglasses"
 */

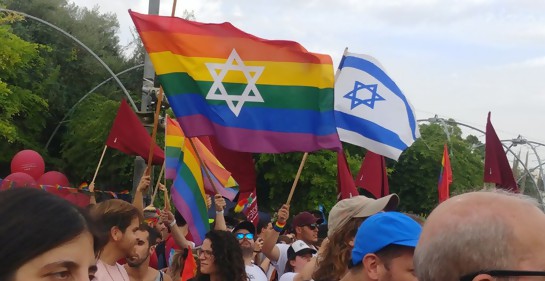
xmin=460 ymin=270 xmax=545 ymax=281
xmin=236 ymin=233 xmax=254 ymax=240
xmin=304 ymin=224 xmax=318 ymax=230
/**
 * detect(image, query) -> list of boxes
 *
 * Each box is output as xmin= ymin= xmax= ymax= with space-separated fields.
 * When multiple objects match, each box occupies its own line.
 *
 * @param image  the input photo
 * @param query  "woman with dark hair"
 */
xmin=192 ymin=230 xmax=246 ymax=281
xmin=0 ymin=188 xmax=101 ymax=281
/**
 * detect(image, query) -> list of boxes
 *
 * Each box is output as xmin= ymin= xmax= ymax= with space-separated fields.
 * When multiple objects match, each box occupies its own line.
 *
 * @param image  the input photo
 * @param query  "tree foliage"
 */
xmin=390 ymin=122 xmax=484 ymax=214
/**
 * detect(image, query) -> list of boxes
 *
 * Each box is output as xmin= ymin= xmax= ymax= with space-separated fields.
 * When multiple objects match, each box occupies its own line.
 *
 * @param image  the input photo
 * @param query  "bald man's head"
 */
xmin=414 ymin=189 xmax=544 ymax=281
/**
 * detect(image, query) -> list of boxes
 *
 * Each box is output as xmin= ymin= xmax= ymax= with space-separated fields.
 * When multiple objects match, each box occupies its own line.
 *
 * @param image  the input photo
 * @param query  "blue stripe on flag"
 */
xmin=168 ymin=93 xmax=337 ymax=135
xmin=340 ymin=56 xmax=418 ymax=140
xmin=335 ymin=111 xmax=409 ymax=151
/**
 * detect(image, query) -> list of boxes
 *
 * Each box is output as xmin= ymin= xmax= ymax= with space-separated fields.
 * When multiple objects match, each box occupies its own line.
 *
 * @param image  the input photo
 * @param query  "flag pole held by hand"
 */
xmin=91 ymin=145 xmax=108 ymax=185
xmin=286 ymin=152 xmax=309 ymax=205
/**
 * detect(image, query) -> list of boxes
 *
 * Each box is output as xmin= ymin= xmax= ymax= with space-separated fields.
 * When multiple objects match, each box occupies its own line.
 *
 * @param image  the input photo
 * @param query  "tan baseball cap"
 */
xmin=327 ymin=194 xmax=399 ymax=237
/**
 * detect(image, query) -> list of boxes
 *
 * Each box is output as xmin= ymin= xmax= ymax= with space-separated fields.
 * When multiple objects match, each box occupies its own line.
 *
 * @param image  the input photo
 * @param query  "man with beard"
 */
xmin=91 ymin=199 xmax=142 ymax=281
xmin=125 ymin=224 xmax=173 ymax=281
xmin=233 ymin=221 xmax=268 ymax=281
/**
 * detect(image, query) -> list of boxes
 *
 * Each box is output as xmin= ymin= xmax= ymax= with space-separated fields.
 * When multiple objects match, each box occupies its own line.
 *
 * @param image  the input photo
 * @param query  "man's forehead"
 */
xmin=235 ymin=229 xmax=250 ymax=234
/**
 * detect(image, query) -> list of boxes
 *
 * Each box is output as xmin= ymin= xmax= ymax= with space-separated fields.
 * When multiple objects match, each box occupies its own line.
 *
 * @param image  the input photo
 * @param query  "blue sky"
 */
xmin=73 ymin=0 xmax=545 ymax=164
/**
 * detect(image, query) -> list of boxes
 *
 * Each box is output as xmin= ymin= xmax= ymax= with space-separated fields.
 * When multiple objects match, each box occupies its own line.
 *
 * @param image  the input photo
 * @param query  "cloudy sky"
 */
xmin=72 ymin=0 xmax=545 ymax=162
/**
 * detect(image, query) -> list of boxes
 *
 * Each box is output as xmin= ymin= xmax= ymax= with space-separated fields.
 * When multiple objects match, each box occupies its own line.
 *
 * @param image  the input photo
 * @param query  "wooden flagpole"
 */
xmin=90 ymin=145 xmax=108 ymax=185
xmin=286 ymin=152 xmax=309 ymax=205
xmin=148 ymin=163 xmax=165 ymax=208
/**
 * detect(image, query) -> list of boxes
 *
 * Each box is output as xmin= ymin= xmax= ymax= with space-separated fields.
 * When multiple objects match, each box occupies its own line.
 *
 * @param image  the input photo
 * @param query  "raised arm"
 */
xmin=161 ymin=209 xmax=192 ymax=249
xmin=88 ymin=182 xmax=97 ymax=205
xmin=262 ymin=204 xmax=289 ymax=263
xmin=132 ymin=170 xmax=151 ymax=214
xmin=213 ymin=194 xmax=227 ymax=231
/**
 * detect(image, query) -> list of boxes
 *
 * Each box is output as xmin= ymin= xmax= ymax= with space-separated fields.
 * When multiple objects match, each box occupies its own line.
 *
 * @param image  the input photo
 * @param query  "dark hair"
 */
xmin=376 ymin=245 xmax=415 ymax=270
xmin=0 ymin=188 xmax=100 ymax=280
xmin=174 ymin=210 xmax=188 ymax=226
xmin=139 ymin=224 xmax=161 ymax=247
xmin=257 ymin=219 xmax=270 ymax=235
xmin=90 ymin=199 xmax=141 ymax=246
xmin=195 ymin=230 xmax=246 ymax=281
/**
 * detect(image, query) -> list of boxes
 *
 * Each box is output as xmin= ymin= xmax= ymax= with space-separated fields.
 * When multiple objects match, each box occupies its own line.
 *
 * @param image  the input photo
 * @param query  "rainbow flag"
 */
xmin=165 ymin=117 xmax=209 ymax=245
xmin=166 ymin=117 xmax=239 ymax=201
xmin=129 ymin=11 xmax=341 ymax=153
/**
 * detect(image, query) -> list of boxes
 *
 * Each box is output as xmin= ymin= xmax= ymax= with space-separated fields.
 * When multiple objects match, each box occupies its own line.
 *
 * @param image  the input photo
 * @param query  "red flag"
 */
xmin=484 ymin=112 xmax=518 ymax=192
xmin=355 ymin=151 xmax=389 ymax=199
xmin=181 ymin=246 xmax=197 ymax=281
xmin=208 ymin=136 xmax=259 ymax=225
xmin=438 ymin=144 xmax=452 ymax=203
xmin=242 ymin=192 xmax=259 ymax=227
xmin=337 ymin=151 xmax=359 ymax=200
xmin=105 ymin=99 xmax=164 ymax=165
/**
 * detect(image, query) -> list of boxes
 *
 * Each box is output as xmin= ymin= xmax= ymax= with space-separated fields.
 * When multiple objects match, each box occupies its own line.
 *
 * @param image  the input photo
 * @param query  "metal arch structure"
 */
xmin=0 ymin=8 xmax=137 ymax=110
xmin=418 ymin=116 xmax=545 ymax=203
xmin=45 ymin=64 xmax=145 ymax=149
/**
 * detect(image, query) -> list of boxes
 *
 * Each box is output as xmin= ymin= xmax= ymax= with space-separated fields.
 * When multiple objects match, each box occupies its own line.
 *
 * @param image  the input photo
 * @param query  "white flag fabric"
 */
xmin=334 ymin=51 xmax=419 ymax=160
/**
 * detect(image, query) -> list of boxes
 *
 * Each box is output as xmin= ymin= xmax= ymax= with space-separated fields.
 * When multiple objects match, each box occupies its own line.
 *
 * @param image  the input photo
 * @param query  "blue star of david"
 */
xmin=343 ymin=81 xmax=385 ymax=110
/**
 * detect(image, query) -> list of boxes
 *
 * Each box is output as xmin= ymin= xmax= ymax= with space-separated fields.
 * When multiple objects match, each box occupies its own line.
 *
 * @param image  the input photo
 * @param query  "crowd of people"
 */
xmin=2 ymin=177 xmax=545 ymax=281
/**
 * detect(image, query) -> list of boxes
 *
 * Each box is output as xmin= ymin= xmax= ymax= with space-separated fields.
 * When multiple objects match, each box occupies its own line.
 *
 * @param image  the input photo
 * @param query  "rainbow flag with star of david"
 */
xmin=129 ymin=10 xmax=341 ymax=153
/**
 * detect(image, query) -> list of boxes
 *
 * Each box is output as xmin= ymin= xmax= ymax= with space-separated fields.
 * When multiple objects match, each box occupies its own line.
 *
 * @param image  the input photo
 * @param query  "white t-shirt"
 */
xmin=95 ymin=260 xmax=131 ymax=281
xmin=271 ymin=243 xmax=317 ymax=277
xmin=271 ymin=243 xmax=290 ymax=277
xmin=279 ymin=272 xmax=297 ymax=281
xmin=246 ymin=264 xmax=268 ymax=281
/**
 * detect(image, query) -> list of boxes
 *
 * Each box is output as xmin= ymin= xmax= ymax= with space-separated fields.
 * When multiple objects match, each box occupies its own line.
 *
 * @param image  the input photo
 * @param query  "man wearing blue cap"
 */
xmin=340 ymin=212 xmax=421 ymax=281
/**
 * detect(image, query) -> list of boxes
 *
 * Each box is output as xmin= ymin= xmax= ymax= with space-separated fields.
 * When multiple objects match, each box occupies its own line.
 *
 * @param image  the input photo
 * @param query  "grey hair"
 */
xmin=414 ymin=216 xmax=514 ymax=281
xmin=414 ymin=188 xmax=538 ymax=281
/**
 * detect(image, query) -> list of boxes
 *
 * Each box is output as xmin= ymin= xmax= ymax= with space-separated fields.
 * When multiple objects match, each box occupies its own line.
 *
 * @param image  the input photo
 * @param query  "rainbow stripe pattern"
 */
xmin=130 ymin=11 xmax=340 ymax=153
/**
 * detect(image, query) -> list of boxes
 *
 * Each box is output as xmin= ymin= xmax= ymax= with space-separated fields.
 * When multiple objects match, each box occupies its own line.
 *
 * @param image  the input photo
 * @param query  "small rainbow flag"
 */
xmin=166 ymin=117 xmax=239 ymax=201
xmin=129 ymin=11 xmax=340 ymax=153
xmin=165 ymin=116 xmax=209 ymax=245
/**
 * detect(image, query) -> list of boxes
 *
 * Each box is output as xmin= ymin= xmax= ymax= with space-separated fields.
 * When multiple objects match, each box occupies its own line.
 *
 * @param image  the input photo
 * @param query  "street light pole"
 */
xmin=132 ymin=0 xmax=161 ymax=199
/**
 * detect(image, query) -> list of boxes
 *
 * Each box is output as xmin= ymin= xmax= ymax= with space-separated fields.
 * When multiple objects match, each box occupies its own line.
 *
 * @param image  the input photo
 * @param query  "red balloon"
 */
xmin=1 ymin=172 xmax=37 ymax=190
xmin=37 ymin=171 xmax=70 ymax=187
xmin=11 ymin=150 xmax=45 ymax=180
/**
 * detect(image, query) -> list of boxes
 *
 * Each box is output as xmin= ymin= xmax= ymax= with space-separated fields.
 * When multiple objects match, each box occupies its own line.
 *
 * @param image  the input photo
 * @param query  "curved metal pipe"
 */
xmin=45 ymin=64 xmax=144 ymax=149
xmin=0 ymin=8 xmax=137 ymax=109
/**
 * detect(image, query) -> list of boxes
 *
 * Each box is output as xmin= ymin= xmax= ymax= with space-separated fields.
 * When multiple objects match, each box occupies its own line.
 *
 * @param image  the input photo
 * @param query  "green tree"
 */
xmin=390 ymin=122 xmax=484 ymax=214
xmin=0 ymin=12 xmax=50 ymax=168
xmin=255 ymin=149 xmax=362 ymax=215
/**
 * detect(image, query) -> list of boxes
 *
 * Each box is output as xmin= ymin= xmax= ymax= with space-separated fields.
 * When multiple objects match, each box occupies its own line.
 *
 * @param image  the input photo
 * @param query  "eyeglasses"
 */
xmin=460 ymin=270 xmax=545 ymax=281
xmin=198 ymin=249 xmax=214 ymax=258
xmin=304 ymin=224 xmax=318 ymax=230
xmin=236 ymin=233 xmax=254 ymax=240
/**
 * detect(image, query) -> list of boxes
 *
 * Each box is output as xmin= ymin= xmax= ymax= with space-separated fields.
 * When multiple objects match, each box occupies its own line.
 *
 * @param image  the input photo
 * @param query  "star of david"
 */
xmin=205 ymin=49 xmax=265 ymax=116
xmin=343 ymin=81 xmax=385 ymax=110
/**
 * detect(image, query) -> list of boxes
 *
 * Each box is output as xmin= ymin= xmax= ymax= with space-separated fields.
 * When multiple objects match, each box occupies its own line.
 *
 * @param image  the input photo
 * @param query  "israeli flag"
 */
xmin=334 ymin=50 xmax=419 ymax=160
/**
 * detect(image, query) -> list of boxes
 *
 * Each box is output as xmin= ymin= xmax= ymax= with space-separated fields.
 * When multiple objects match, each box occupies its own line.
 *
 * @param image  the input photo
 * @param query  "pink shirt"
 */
xmin=95 ymin=260 xmax=131 ymax=281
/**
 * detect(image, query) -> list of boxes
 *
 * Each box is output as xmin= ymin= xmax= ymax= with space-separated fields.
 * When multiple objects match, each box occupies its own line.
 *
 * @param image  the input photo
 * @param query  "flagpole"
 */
xmin=91 ymin=145 xmax=108 ymax=185
xmin=286 ymin=152 xmax=309 ymax=205
xmin=148 ymin=162 xmax=165 ymax=208
xmin=188 ymin=138 xmax=220 ymax=194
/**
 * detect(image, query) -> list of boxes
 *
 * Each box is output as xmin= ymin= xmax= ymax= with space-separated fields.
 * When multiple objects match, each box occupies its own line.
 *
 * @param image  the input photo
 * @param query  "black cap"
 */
xmin=232 ymin=220 xmax=256 ymax=235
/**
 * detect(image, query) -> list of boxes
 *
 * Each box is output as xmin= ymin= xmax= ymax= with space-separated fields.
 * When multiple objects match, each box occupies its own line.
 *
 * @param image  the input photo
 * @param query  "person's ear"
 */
xmin=362 ymin=254 xmax=380 ymax=280
xmin=149 ymin=245 xmax=156 ymax=255
xmin=295 ymin=226 xmax=303 ymax=235
xmin=111 ymin=226 xmax=122 ymax=242
xmin=290 ymin=259 xmax=297 ymax=267
xmin=471 ymin=274 xmax=495 ymax=281
xmin=347 ymin=237 xmax=355 ymax=248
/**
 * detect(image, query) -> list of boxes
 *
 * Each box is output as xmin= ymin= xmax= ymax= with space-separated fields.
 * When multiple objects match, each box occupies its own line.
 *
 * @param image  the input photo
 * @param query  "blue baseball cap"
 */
xmin=351 ymin=212 xmax=422 ymax=266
